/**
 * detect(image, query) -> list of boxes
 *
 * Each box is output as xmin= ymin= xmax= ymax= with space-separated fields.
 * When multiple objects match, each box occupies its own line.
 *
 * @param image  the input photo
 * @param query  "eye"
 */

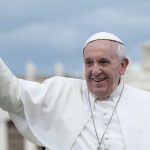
xmin=99 ymin=58 xmax=111 ymax=66
xmin=84 ymin=59 xmax=93 ymax=66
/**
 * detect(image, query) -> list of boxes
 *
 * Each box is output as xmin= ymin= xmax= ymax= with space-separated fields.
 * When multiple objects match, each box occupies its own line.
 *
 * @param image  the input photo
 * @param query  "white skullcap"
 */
xmin=83 ymin=32 xmax=124 ymax=49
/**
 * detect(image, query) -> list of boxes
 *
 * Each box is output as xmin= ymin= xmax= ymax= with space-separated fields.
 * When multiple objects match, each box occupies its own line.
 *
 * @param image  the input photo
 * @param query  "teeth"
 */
xmin=93 ymin=78 xmax=105 ymax=82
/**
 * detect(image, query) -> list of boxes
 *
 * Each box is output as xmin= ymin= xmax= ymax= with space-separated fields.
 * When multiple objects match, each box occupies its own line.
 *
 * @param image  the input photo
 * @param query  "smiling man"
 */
xmin=0 ymin=32 xmax=150 ymax=150
xmin=83 ymin=38 xmax=128 ymax=99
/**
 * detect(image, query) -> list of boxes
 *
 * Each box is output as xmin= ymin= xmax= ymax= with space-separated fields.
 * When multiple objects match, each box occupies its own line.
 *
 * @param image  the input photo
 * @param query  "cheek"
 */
xmin=84 ymin=70 xmax=89 ymax=80
xmin=113 ymin=64 xmax=125 ymax=76
xmin=85 ymin=67 xmax=91 ymax=76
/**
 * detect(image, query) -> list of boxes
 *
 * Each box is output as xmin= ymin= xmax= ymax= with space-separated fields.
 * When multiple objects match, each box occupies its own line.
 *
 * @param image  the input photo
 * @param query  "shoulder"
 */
xmin=43 ymin=76 xmax=85 ymax=91
xmin=43 ymin=76 xmax=83 ymax=85
xmin=123 ymin=84 xmax=150 ymax=119
xmin=124 ymin=84 xmax=150 ymax=99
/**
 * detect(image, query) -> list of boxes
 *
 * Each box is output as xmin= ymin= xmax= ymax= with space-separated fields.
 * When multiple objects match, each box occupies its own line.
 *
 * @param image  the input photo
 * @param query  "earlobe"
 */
xmin=119 ymin=58 xmax=129 ymax=75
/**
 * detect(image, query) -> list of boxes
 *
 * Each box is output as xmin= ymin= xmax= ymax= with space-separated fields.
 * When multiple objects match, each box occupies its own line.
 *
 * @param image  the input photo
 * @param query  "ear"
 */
xmin=119 ymin=58 xmax=129 ymax=75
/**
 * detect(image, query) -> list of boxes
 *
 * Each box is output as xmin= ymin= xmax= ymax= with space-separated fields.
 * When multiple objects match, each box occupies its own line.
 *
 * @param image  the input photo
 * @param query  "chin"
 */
xmin=92 ymin=89 xmax=110 ymax=99
xmin=92 ymin=91 xmax=104 ymax=98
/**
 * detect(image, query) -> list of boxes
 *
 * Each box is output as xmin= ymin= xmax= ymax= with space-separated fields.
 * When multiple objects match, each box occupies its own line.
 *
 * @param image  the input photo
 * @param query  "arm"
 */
xmin=0 ymin=58 xmax=42 ymax=146
xmin=0 ymin=58 xmax=85 ymax=149
xmin=0 ymin=58 xmax=22 ymax=114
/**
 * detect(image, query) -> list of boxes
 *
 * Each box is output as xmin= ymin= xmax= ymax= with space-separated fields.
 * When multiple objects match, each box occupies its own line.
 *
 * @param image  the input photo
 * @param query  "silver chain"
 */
xmin=88 ymin=83 xmax=124 ymax=150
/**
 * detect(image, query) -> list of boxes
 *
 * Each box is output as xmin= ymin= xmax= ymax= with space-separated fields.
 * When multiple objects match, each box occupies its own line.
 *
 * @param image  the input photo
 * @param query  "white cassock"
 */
xmin=1 ymin=58 xmax=150 ymax=150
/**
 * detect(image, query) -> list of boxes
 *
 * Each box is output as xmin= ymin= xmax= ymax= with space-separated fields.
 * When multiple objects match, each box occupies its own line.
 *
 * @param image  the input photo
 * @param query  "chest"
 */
xmin=72 ymin=100 xmax=125 ymax=150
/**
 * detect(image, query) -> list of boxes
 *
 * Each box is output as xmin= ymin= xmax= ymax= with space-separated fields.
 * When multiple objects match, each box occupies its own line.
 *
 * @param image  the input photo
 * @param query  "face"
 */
xmin=83 ymin=40 xmax=128 ymax=99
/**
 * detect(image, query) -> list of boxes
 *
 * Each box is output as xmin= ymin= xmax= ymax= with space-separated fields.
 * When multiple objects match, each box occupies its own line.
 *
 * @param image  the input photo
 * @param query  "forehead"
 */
xmin=83 ymin=40 xmax=118 ymax=58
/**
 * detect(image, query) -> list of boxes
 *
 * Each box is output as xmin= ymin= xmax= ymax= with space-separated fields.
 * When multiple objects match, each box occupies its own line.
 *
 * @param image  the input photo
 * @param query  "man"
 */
xmin=0 ymin=32 xmax=150 ymax=150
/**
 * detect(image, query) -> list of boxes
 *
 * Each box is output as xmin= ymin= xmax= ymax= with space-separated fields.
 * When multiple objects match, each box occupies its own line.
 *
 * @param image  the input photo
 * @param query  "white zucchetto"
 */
xmin=83 ymin=32 xmax=124 ymax=49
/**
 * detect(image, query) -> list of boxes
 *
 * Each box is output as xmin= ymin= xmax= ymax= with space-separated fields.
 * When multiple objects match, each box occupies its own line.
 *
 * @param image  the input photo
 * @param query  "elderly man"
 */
xmin=0 ymin=32 xmax=150 ymax=150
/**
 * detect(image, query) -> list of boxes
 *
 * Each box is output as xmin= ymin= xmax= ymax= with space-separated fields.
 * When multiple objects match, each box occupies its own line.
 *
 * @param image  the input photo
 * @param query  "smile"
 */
xmin=92 ymin=77 xmax=106 ymax=82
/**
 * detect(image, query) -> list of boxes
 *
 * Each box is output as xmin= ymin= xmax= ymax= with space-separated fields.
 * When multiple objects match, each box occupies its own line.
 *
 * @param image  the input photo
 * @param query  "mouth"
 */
xmin=92 ymin=77 xmax=106 ymax=82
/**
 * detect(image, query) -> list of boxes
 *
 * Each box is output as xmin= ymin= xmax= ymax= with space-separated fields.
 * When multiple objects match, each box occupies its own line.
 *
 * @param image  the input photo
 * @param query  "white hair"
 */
xmin=115 ymin=42 xmax=127 ymax=60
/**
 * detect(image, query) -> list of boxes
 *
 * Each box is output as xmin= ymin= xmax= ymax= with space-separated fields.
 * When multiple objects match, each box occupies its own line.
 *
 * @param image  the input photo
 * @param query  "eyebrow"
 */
xmin=84 ymin=57 xmax=93 ymax=61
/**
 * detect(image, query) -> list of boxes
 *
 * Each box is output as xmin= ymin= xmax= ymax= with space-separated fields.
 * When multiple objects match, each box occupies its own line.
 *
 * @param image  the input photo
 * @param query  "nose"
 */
xmin=92 ymin=64 xmax=102 ymax=76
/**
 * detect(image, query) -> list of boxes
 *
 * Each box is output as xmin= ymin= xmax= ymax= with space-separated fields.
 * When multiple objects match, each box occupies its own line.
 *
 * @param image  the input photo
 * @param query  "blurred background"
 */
xmin=0 ymin=0 xmax=150 ymax=150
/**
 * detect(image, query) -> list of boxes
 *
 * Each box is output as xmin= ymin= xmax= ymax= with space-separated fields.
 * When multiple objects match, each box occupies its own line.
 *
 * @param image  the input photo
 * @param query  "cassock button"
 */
xmin=104 ymin=112 xmax=107 ymax=116
xmin=105 ymin=137 xmax=109 ymax=141
xmin=104 ymin=121 xmax=108 ymax=126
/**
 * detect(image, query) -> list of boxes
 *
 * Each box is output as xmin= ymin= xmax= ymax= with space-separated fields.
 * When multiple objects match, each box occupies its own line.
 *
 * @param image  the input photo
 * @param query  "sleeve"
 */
xmin=0 ymin=58 xmax=85 ymax=149
xmin=0 ymin=58 xmax=43 ymax=146
xmin=0 ymin=58 xmax=22 ymax=114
